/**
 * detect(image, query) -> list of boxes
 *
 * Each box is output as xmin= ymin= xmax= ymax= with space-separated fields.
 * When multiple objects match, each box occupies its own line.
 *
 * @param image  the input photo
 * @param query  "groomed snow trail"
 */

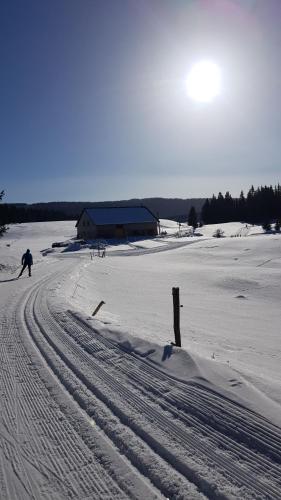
xmin=0 ymin=261 xmax=162 ymax=500
xmin=1 ymin=257 xmax=281 ymax=499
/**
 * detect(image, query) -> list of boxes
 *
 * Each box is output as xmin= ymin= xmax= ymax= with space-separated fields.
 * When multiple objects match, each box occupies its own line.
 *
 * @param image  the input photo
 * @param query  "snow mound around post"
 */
xmin=71 ymin=310 xmax=281 ymax=429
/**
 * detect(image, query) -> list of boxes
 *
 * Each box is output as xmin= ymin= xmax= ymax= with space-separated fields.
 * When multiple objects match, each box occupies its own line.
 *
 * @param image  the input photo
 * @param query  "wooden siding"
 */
xmin=77 ymin=211 xmax=158 ymax=240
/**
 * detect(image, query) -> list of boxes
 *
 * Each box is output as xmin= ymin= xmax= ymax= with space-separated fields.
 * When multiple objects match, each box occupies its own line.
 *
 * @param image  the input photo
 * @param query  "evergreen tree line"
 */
xmin=0 ymin=198 xmax=73 ymax=229
xmin=200 ymin=184 xmax=281 ymax=225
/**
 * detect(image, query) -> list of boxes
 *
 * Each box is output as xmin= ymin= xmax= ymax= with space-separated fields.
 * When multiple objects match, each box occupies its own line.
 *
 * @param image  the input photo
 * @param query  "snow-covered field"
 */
xmin=0 ymin=220 xmax=281 ymax=499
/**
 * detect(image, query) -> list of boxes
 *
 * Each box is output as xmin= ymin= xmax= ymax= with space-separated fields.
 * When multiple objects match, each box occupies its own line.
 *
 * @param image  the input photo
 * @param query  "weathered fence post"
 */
xmin=92 ymin=300 xmax=105 ymax=316
xmin=172 ymin=287 xmax=181 ymax=347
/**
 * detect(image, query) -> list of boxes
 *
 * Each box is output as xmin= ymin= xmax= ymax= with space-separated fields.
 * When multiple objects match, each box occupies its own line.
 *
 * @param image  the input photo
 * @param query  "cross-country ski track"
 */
xmin=1 ymin=254 xmax=281 ymax=499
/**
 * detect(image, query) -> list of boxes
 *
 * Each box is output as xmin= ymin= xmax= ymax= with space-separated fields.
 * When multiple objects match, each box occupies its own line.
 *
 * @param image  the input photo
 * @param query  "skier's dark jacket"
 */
xmin=22 ymin=251 xmax=33 ymax=266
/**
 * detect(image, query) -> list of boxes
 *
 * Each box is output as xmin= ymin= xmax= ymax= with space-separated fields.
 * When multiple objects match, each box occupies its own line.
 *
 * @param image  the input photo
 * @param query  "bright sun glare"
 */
xmin=186 ymin=60 xmax=222 ymax=103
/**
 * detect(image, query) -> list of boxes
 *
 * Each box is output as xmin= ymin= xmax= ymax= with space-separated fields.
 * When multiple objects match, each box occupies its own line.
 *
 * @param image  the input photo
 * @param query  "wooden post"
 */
xmin=172 ymin=287 xmax=181 ymax=347
xmin=92 ymin=300 xmax=105 ymax=316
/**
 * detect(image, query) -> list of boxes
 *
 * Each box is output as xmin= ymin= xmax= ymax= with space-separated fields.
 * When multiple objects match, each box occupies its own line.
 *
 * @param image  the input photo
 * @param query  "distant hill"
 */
xmin=30 ymin=198 xmax=206 ymax=221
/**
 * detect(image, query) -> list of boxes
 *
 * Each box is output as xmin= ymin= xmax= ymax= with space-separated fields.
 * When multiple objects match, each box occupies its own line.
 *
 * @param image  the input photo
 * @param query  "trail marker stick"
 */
xmin=92 ymin=300 xmax=105 ymax=316
xmin=172 ymin=287 xmax=182 ymax=347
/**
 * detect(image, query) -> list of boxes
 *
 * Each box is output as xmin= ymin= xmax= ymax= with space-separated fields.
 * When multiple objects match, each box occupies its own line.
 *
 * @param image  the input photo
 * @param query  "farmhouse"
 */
xmin=76 ymin=206 xmax=159 ymax=240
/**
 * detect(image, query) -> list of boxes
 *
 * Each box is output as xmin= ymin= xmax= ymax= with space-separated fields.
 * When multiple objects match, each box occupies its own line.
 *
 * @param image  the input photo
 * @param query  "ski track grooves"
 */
xmin=18 ymin=262 xmax=281 ymax=499
xmin=1 ymin=266 xmax=161 ymax=500
xmin=23 ymin=269 xmax=204 ymax=499
xmin=65 ymin=312 xmax=281 ymax=498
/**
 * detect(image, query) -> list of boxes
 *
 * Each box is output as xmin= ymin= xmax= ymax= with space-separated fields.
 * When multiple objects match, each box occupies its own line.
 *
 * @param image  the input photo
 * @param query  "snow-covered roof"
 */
xmin=78 ymin=206 xmax=158 ymax=226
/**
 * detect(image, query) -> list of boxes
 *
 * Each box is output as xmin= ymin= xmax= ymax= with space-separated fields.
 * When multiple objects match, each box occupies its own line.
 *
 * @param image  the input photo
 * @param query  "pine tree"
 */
xmin=0 ymin=190 xmax=8 ymax=237
xmin=224 ymin=191 xmax=235 ymax=221
xmin=238 ymin=190 xmax=246 ymax=221
xmin=201 ymin=199 xmax=210 ymax=224
xmin=246 ymin=185 xmax=256 ymax=223
xmin=209 ymin=195 xmax=218 ymax=223
xmin=262 ymin=221 xmax=271 ymax=232
xmin=188 ymin=206 xmax=198 ymax=231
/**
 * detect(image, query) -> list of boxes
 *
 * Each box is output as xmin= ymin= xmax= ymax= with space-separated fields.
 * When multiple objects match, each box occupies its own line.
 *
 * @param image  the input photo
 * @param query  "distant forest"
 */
xmin=0 ymin=197 xmax=205 ymax=223
xmin=201 ymin=184 xmax=281 ymax=224
xmin=0 ymin=185 xmax=281 ymax=227
xmin=0 ymin=202 xmax=72 ymax=225
xmin=29 ymin=197 xmax=205 ymax=221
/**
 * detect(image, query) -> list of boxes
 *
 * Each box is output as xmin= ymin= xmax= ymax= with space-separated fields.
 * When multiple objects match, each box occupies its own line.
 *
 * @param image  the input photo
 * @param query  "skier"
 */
xmin=18 ymin=249 xmax=33 ymax=278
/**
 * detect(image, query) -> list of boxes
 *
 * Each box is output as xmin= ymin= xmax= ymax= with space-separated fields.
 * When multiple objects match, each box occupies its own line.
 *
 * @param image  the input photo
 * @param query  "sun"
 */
xmin=186 ymin=60 xmax=222 ymax=103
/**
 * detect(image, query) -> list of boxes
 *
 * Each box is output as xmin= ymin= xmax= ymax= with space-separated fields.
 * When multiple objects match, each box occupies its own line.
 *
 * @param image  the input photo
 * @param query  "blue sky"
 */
xmin=1 ymin=0 xmax=280 ymax=203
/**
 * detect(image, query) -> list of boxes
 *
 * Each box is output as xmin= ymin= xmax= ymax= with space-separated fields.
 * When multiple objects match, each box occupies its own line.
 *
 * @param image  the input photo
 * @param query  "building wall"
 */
xmin=97 ymin=222 xmax=158 ymax=238
xmin=77 ymin=213 xmax=158 ymax=240
xmin=77 ymin=211 xmax=97 ymax=239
